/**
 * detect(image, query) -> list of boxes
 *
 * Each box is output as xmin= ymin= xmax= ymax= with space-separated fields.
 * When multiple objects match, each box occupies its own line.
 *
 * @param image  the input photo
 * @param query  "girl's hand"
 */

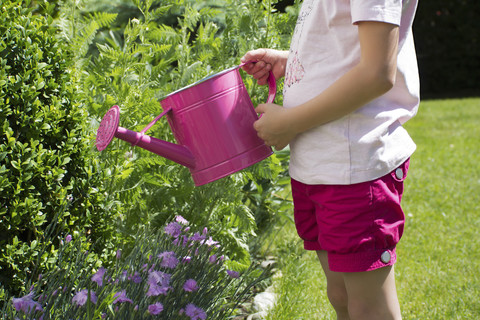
xmin=241 ymin=49 xmax=289 ymax=85
xmin=254 ymin=103 xmax=297 ymax=150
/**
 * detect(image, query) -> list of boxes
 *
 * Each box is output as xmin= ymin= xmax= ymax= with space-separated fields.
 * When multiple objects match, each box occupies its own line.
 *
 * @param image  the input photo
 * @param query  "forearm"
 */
xmin=288 ymin=62 xmax=394 ymax=135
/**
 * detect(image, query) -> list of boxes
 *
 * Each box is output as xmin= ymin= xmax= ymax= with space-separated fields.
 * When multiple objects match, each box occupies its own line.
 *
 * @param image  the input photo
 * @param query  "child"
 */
xmin=241 ymin=1 xmax=419 ymax=319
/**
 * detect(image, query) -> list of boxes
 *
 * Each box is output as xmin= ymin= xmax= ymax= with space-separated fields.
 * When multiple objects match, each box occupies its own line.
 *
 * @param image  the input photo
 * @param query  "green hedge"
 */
xmin=0 ymin=1 xmax=117 ymax=296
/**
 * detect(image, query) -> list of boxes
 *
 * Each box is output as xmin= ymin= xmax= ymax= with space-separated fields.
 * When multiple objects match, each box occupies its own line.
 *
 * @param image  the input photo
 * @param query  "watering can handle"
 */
xmin=239 ymin=61 xmax=276 ymax=104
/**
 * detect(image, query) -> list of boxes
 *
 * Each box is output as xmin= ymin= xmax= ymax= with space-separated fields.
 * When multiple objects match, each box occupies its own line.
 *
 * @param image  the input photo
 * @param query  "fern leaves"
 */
xmin=56 ymin=9 xmax=118 ymax=60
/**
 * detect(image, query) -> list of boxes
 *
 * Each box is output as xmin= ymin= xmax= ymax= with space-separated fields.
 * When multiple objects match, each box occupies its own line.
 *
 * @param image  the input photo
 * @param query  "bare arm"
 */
xmin=254 ymin=21 xmax=400 ymax=149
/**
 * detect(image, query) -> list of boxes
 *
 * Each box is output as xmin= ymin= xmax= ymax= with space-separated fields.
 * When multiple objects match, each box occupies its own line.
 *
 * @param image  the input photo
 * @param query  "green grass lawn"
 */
xmin=264 ymin=98 xmax=480 ymax=319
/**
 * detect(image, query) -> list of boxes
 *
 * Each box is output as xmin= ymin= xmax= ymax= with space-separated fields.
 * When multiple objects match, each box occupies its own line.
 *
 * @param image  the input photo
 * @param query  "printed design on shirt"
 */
xmin=284 ymin=0 xmax=315 ymax=89
xmin=292 ymin=0 xmax=314 ymax=40
xmin=284 ymin=51 xmax=305 ymax=88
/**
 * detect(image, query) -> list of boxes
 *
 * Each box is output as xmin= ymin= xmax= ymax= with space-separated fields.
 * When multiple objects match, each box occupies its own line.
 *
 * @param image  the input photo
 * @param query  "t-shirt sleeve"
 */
xmin=350 ymin=0 xmax=402 ymax=26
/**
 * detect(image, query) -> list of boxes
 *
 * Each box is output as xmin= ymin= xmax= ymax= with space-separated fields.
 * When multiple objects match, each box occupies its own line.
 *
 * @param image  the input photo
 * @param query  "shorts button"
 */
xmin=381 ymin=251 xmax=391 ymax=264
xmin=395 ymin=168 xmax=404 ymax=180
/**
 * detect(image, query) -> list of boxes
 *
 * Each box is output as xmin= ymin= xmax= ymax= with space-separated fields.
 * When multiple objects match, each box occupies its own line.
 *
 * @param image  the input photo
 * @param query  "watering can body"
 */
xmin=96 ymin=63 xmax=275 ymax=186
xmin=159 ymin=65 xmax=274 ymax=186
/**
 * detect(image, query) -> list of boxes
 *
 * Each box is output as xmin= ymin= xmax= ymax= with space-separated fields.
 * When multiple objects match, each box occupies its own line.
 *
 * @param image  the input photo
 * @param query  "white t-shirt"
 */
xmin=284 ymin=0 xmax=420 ymax=185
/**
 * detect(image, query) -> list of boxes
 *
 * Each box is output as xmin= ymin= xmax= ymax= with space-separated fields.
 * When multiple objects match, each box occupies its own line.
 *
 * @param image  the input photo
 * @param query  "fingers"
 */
xmin=241 ymin=49 xmax=271 ymax=85
xmin=253 ymin=103 xmax=291 ymax=150
xmin=253 ymin=64 xmax=271 ymax=86
xmin=244 ymin=61 xmax=271 ymax=85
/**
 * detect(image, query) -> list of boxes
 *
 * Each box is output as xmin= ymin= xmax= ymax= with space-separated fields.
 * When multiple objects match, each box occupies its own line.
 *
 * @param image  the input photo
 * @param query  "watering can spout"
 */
xmin=96 ymin=105 xmax=196 ymax=169
xmin=115 ymin=127 xmax=195 ymax=168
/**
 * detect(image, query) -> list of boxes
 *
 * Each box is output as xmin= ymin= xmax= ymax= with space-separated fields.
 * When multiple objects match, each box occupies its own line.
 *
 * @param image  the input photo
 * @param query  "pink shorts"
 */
xmin=291 ymin=159 xmax=409 ymax=273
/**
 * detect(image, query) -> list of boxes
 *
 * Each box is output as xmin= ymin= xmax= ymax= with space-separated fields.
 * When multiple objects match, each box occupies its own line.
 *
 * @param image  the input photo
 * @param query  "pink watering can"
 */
xmin=95 ymin=62 xmax=276 ymax=186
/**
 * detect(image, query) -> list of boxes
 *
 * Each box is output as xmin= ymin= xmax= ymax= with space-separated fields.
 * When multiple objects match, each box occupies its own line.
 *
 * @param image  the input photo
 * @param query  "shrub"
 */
xmin=0 ymin=0 xmax=118 ymax=296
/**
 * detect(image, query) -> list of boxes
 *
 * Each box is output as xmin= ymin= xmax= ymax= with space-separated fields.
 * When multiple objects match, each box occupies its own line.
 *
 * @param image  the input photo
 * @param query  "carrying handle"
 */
xmin=239 ymin=61 xmax=277 ymax=104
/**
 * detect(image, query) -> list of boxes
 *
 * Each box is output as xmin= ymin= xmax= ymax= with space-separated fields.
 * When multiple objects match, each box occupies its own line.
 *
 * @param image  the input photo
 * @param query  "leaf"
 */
xmin=10 ymin=161 xmax=20 ymax=170
xmin=119 ymin=167 xmax=134 ymax=180
xmin=92 ymin=12 xmax=118 ymax=29
xmin=36 ymin=81 xmax=45 ymax=90
xmin=180 ymin=61 xmax=202 ymax=84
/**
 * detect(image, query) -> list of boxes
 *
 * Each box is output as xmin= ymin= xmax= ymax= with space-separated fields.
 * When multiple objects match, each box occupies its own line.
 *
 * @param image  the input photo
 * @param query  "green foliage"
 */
xmin=54 ymin=0 xmax=298 ymax=269
xmin=0 ymin=0 xmax=118 ymax=295
xmin=0 ymin=0 xmax=299 ymax=301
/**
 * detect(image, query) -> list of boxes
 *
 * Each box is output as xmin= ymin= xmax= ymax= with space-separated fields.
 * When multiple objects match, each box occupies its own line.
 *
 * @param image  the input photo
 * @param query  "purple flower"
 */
xmin=146 ymin=270 xmax=172 ymax=297
xmin=148 ymin=302 xmax=164 ymax=315
xmin=116 ymin=249 xmax=122 ymax=260
xmin=175 ymin=215 xmax=189 ymax=225
xmin=113 ymin=290 xmax=133 ymax=304
xmin=178 ymin=235 xmax=189 ymax=247
xmin=72 ymin=289 xmax=97 ymax=306
xmin=209 ymin=255 xmax=217 ymax=264
xmin=65 ymin=234 xmax=72 ymax=243
xmin=38 ymin=293 xmax=46 ymax=303
xmin=12 ymin=292 xmax=43 ymax=314
xmin=227 ymin=270 xmax=240 ymax=279
xmin=182 ymin=256 xmax=192 ymax=264
xmin=129 ymin=271 xmax=142 ymax=284
xmin=158 ymin=251 xmax=178 ymax=269
xmin=203 ymin=236 xmax=219 ymax=247
xmin=148 ymin=270 xmax=171 ymax=286
xmin=164 ymin=222 xmax=182 ymax=238
xmin=91 ymin=267 xmax=106 ymax=287
xmin=147 ymin=283 xmax=171 ymax=297
xmin=189 ymin=232 xmax=206 ymax=243
xmin=183 ymin=279 xmax=199 ymax=292
xmin=185 ymin=303 xmax=207 ymax=320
